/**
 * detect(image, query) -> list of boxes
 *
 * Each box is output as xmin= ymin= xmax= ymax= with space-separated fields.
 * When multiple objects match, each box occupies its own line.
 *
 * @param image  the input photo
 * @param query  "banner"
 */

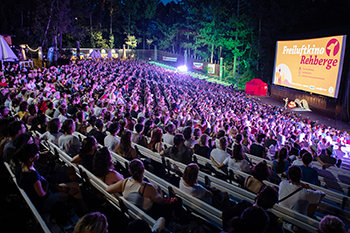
xmin=162 ymin=56 xmax=177 ymax=62
xmin=47 ymin=47 xmax=55 ymax=62
xmin=193 ymin=62 xmax=203 ymax=70
xmin=273 ymin=35 xmax=346 ymax=98
xmin=208 ymin=64 xmax=215 ymax=74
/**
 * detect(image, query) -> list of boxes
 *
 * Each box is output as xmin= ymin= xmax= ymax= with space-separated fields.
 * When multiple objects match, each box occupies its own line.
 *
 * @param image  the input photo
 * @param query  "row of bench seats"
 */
xmin=3 ymin=162 xmax=51 ymax=233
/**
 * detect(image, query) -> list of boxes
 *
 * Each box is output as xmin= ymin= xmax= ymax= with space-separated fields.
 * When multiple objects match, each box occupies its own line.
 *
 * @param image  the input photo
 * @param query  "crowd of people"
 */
xmin=0 ymin=59 xmax=349 ymax=233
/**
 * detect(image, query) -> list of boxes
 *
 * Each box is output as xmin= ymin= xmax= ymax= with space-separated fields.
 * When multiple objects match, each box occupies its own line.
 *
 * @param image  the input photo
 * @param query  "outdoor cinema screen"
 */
xmin=273 ymin=35 xmax=346 ymax=98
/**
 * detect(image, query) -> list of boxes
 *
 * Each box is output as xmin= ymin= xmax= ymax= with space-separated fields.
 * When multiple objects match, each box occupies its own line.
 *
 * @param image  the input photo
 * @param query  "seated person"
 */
xmin=222 ymin=186 xmax=284 ymax=233
xmin=271 ymin=148 xmax=290 ymax=174
xmin=249 ymin=133 xmax=266 ymax=158
xmin=228 ymin=206 xmax=270 ymax=233
xmin=106 ymin=159 xmax=171 ymax=223
xmin=71 ymin=136 xmax=98 ymax=172
xmin=104 ymin=122 xmax=120 ymax=152
xmin=316 ymin=145 xmax=342 ymax=168
xmin=212 ymin=144 xmax=250 ymax=173
xmin=179 ymin=163 xmax=213 ymax=205
xmin=87 ymin=119 xmax=106 ymax=146
xmin=115 ymin=130 xmax=137 ymax=161
xmin=93 ymin=147 xmax=123 ymax=185
xmin=299 ymin=152 xmax=319 ymax=184
xmin=192 ymin=134 xmax=212 ymax=159
xmin=16 ymin=144 xmax=82 ymax=213
xmin=132 ymin=123 xmax=148 ymax=148
xmin=210 ymin=136 xmax=229 ymax=165
xmin=279 ymin=165 xmax=325 ymax=216
xmin=245 ymin=162 xmax=271 ymax=194
xmin=58 ymin=119 xmax=81 ymax=157
xmin=40 ymin=118 xmax=63 ymax=146
xmin=160 ymin=134 xmax=193 ymax=165
xmin=74 ymin=212 xmax=108 ymax=233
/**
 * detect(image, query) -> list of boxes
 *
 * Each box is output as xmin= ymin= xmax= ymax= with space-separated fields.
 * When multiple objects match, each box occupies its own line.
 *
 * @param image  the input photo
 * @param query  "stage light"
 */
xmin=177 ymin=65 xmax=187 ymax=72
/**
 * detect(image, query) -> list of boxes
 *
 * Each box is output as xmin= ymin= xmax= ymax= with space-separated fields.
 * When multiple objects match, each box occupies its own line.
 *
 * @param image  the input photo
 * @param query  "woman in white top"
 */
xmin=212 ymin=143 xmax=250 ymax=173
xmin=106 ymin=159 xmax=171 ymax=222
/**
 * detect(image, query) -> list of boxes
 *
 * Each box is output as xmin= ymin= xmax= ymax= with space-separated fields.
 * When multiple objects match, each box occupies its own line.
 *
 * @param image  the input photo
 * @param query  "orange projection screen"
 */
xmin=273 ymin=35 xmax=346 ymax=98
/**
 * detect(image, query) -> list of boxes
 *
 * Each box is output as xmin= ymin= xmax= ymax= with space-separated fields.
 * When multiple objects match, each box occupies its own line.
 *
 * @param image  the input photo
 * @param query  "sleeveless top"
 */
xmin=122 ymin=179 xmax=153 ymax=211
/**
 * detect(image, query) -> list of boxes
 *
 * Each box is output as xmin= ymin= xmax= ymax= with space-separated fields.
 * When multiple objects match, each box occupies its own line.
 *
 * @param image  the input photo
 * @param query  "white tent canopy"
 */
xmin=88 ymin=49 xmax=102 ymax=59
xmin=0 ymin=35 xmax=18 ymax=61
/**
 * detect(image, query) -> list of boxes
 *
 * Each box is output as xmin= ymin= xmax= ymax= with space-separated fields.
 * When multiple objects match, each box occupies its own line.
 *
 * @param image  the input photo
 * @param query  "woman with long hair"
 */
xmin=115 ymin=129 xmax=137 ymax=160
xmin=244 ymin=162 xmax=271 ymax=194
xmin=212 ymin=144 xmax=250 ymax=173
xmin=106 ymin=159 xmax=171 ymax=223
xmin=271 ymin=147 xmax=290 ymax=174
xmin=148 ymin=128 xmax=163 ymax=153
xmin=192 ymin=134 xmax=212 ymax=159
xmin=71 ymin=136 xmax=98 ymax=172
xmin=93 ymin=147 xmax=123 ymax=185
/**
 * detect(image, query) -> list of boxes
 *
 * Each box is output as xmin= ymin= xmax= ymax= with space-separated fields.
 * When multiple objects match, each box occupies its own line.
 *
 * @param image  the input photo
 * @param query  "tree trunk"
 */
xmin=110 ymin=10 xmax=113 ymax=34
xmin=210 ymin=43 xmax=214 ymax=63
xmin=42 ymin=0 xmax=56 ymax=47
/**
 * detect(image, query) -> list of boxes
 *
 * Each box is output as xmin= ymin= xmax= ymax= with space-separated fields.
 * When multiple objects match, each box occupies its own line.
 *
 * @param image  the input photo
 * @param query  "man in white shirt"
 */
xmin=58 ymin=119 xmax=81 ymax=157
xmin=104 ymin=122 xmax=120 ymax=151
xmin=279 ymin=165 xmax=325 ymax=216
xmin=210 ymin=136 xmax=229 ymax=164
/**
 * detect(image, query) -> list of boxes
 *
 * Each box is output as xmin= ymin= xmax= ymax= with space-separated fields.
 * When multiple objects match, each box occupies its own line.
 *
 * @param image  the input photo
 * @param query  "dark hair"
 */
xmin=88 ymin=115 xmax=97 ymax=126
xmin=9 ymin=121 xmax=24 ymax=137
xmin=17 ymin=143 xmax=39 ymax=163
xmin=62 ymin=118 xmax=74 ymax=133
xmin=256 ymin=133 xmax=266 ymax=143
xmin=229 ymin=206 xmax=269 ymax=233
xmin=19 ymin=101 xmax=28 ymax=112
xmin=47 ymin=118 xmax=60 ymax=133
xmin=250 ymin=162 xmax=271 ymax=181
xmin=118 ymin=130 xmax=132 ymax=157
xmin=76 ymin=111 xmax=84 ymax=121
xmin=137 ymin=116 xmax=145 ymax=124
xmin=302 ymin=152 xmax=313 ymax=165
xmin=165 ymin=123 xmax=175 ymax=134
xmin=142 ymin=120 xmax=153 ymax=136
xmin=93 ymin=147 xmax=114 ymax=178
xmin=174 ymin=134 xmax=184 ymax=146
xmin=318 ymin=215 xmax=345 ymax=233
xmin=217 ymin=129 xmax=225 ymax=139
xmin=256 ymin=186 xmax=278 ymax=209
xmin=275 ymin=148 xmax=288 ymax=174
xmin=108 ymin=122 xmax=120 ymax=135
xmin=129 ymin=159 xmax=144 ymax=181
xmin=28 ymin=104 xmax=37 ymax=115
xmin=183 ymin=126 xmax=193 ymax=140
xmin=288 ymin=165 xmax=302 ymax=182
xmin=81 ymin=136 xmax=97 ymax=154
xmin=183 ymin=163 xmax=199 ymax=186
xmin=231 ymin=144 xmax=243 ymax=161
xmin=13 ymin=132 xmax=32 ymax=149
xmin=219 ymin=136 xmax=227 ymax=148
xmin=235 ymin=133 xmax=243 ymax=143
xmin=95 ymin=119 xmax=104 ymax=130
xmin=135 ymin=123 xmax=143 ymax=133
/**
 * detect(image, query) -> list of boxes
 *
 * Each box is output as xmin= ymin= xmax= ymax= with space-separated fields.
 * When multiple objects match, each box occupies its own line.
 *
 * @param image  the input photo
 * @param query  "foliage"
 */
xmin=109 ymin=34 xmax=114 ymax=48
xmin=125 ymin=35 xmax=140 ymax=49
xmin=91 ymin=30 xmax=108 ymax=48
